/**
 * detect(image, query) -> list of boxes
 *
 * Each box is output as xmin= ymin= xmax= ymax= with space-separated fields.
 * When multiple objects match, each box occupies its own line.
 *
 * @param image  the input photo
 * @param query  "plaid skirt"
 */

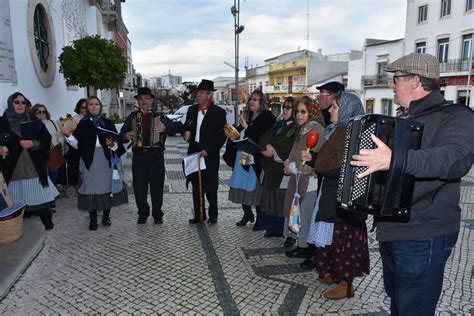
xmin=78 ymin=182 xmax=128 ymax=211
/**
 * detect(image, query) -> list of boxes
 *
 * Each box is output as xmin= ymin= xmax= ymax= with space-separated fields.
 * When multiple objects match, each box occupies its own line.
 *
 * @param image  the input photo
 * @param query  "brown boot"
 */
xmin=323 ymin=281 xmax=355 ymax=300
xmin=318 ymin=275 xmax=335 ymax=285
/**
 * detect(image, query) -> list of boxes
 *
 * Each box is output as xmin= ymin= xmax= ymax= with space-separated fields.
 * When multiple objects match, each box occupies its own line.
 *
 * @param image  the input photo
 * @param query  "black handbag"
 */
xmin=222 ymin=138 xmax=236 ymax=169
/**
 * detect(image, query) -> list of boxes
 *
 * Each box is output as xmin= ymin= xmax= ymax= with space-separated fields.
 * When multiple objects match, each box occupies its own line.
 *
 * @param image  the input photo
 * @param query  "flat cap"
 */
xmin=316 ymin=81 xmax=345 ymax=93
xmin=385 ymin=53 xmax=439 ymax=79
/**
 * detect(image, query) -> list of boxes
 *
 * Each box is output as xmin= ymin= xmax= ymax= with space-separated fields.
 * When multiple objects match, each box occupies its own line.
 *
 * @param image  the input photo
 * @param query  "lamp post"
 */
xmin=231 ymin=0 xmax=244 ymax=126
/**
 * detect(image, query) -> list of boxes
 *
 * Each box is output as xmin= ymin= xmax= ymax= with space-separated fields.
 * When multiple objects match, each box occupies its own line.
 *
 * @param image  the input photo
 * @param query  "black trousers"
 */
xmin=132 ymin=151 xmax=165 ymax=220
xmin=189 ymin=157 xmax=219 ymax=221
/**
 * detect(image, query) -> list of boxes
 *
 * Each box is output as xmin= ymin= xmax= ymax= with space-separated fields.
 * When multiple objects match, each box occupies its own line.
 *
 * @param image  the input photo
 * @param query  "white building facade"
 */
xmin=0 ymin=0 xmax=126 ymax=119
xmin=405 ymin=0 xmax=473 ymax=105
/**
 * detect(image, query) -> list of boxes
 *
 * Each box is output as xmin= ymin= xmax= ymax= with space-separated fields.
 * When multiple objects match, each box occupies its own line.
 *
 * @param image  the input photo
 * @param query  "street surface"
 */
xmin=0 ymin=136 xmax=472 ymax=315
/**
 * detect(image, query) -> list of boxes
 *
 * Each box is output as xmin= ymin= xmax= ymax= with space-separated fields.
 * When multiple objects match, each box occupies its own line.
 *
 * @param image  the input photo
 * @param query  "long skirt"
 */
xmin=77 ymin=148 xmax=127 ymax=211
xmin=228 ymin=151 xmax=262 ymax=206
xmin=9 ymin=177 xmax=59 ymax=213
xmin=314 ymin=223 xmax=370 ymax=283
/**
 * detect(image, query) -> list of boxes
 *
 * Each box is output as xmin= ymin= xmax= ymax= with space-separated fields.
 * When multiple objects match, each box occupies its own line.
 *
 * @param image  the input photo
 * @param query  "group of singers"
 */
xmin=1 ymin=52 xmax=472 ymax=314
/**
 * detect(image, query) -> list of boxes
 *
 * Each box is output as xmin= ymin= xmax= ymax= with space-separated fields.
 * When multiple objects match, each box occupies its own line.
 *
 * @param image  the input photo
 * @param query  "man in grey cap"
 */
xmin=351 ymin=53 xmax=473 ymax=315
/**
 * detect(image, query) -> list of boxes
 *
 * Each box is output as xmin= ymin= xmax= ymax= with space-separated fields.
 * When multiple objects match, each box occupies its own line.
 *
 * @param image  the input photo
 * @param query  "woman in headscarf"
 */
xmin=258 ymin=97 xmax=297 ymax=238
xmin=282 ymin=96 xmax=325 ymax=258
xmin=61 ymin=96 xmax=127 ymax=230
xmin=0 ymin=92 xmax=59 ymax=230
xmin=307 ymin=91 xmax=367 ymax=300
xmin=225 ymin=90 xmax=275 ymax=229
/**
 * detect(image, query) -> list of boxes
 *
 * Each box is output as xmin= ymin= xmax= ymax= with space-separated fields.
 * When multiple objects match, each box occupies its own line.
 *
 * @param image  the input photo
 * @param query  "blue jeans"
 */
xmin=380 ymin=233 xmax=458 ymax=316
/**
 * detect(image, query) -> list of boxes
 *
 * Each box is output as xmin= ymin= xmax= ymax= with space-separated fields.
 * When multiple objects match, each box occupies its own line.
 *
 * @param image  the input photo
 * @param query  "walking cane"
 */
xmin=198 ymin=156 xmax=204 ymax=224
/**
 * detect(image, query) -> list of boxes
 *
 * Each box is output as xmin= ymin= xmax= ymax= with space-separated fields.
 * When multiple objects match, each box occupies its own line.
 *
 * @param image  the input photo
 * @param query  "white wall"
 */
xmin=347 ymin=58 xmax=364 ymax=91
xmin=0 ymin=0 xmax=117 ymax=120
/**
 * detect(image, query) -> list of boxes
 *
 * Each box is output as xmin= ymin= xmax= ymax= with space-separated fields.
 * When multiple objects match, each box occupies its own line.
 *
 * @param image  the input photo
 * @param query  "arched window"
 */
xmin=33 ymin=4 xmax=49 ymax=72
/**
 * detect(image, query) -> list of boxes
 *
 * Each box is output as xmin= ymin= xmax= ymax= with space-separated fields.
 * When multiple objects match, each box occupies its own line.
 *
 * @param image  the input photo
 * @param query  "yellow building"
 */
xmin=267 ymin=58 xmax=308 ymax=99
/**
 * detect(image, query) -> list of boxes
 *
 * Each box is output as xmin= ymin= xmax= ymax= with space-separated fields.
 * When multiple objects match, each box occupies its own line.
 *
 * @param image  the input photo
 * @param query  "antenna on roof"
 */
xmin=305 ymin=0 xmax=309 ymax=50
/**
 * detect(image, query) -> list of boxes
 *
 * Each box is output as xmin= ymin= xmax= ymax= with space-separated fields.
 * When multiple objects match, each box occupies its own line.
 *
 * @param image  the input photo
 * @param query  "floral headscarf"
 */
xmin=296 ymin=96 xmax=324 ymax=139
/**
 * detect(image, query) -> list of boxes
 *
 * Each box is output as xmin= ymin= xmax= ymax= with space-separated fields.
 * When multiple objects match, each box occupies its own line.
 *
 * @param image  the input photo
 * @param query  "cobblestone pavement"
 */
xmin=0 ymin=136 xmax=472 ymax=315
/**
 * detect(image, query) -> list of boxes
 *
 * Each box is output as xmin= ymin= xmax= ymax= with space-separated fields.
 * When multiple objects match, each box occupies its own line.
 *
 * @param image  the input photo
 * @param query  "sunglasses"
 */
xmin=295 ymin=110 xmax=307 ymax=114
xmin=392 ymin=74 xmax=413 ymax=84
xmin=36 ymin=110 xmax=46 ymax=114
xmin=80 ymin=106 xmax=86 ymax=109
xmin=251 ymin=98 xmax=261 ymax=102
xmin=13 ymin=100 xmax=27 ymax=105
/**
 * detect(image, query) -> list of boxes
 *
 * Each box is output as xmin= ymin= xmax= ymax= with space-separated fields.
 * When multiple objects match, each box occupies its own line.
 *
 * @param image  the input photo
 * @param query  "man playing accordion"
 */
xmin=351 ymin=53 xmax=473 ymax=315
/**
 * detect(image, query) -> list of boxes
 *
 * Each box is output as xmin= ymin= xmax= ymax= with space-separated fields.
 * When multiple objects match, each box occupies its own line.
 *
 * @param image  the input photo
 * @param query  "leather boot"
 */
xmin=102 ymin=209 xmax=111 ymax=226
xmin=318 ymin=275 xmax=335 ymax=285
xmin=252 ymin=207 xmax=264 ymax=231
xmin=323 ymin=281 xmax=355 ymax=300
xmin=39 ymin=209 xmax=54 ymax=230
xmin=89 ymin=210 xmax=98 ymax=231
xmin=236 ymin=205 xmax=255 ymax=226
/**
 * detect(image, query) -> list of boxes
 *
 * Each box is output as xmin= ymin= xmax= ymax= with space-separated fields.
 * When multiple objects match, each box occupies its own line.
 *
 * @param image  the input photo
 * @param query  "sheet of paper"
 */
xmin=183 ymin=153 xmax=206 ymax=176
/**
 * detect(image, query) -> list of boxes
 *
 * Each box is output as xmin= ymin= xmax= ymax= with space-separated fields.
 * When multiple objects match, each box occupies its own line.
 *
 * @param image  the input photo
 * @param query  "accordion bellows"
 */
xmin=337 ymin=114 xmax=423 ymax=222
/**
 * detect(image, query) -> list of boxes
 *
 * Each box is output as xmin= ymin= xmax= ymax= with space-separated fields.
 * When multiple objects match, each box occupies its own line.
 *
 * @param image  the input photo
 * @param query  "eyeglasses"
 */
xmin=251 ymin=98 xmax=261 ymax=102
xmin=295 ymin=110 xmax=307 ymax=114
xmin=36 ymin=110 xmax=46 ymax=114
xmin=13 ymin=100 xmax=27 ymax=105
xmin=392 ymin=74 xmax=413 ymax=84
xmin=318 ymin=92 xmax=332 ymax=97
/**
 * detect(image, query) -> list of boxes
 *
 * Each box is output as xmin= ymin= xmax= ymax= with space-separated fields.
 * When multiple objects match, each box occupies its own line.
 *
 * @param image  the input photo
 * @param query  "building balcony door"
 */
xmin=365 ymin=99 xmax=374 ymax=113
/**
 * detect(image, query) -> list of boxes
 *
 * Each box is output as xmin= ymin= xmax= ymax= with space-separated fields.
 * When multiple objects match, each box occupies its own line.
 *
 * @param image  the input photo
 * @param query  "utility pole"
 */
xmin=231 ymin=0 xmax=244 ymax=126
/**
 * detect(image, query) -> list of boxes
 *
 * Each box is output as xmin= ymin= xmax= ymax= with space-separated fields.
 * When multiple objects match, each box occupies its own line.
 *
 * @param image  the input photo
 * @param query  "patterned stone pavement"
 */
xmin=0 ymin=136 xmax=472 ymax=315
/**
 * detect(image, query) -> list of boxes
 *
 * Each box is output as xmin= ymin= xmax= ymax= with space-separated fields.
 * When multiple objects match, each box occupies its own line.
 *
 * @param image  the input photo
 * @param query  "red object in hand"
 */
xmin=306 ymin=131 xmax=319 ymax=149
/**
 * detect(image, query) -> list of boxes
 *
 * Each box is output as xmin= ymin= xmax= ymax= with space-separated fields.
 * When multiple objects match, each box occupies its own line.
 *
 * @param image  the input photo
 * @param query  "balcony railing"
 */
xmin=439 ymin=59 xmax=470 ymax=73
xmin=266 ymin=84 xmax=306 ymax=93
xmin=361 ymin=74 xmax=390 ymax=87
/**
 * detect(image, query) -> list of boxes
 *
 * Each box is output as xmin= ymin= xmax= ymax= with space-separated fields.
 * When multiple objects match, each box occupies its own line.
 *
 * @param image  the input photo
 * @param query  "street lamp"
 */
xmin=231 ymin=0 xmax=244 ymax=126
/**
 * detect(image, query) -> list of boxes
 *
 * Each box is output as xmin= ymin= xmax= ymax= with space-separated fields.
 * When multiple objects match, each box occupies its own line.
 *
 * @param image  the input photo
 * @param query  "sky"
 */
xmin=122 ymin=0 xmax=407 ymax=82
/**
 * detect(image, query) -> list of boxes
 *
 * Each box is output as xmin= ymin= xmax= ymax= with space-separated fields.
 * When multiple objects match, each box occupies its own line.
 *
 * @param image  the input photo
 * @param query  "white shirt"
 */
xmin=194 ymin=109 xmax=206 ymax=143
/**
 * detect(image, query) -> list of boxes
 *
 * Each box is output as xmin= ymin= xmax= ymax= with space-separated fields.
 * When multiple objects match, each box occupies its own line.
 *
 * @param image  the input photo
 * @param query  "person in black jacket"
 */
xmin=226 ymin=90 xmax=276 ymax=229
xmin=183 ymin=79 xmax=227 ymax=224
xmin=0 ymin=92 xmax=58 ymax=230
xmin=120 ymin=87 xmax=174 ymax=225
xmin=351 ymin=53 xmax=474 ymax=315
xmin=62 ymin=96 xmax=127 ymax=230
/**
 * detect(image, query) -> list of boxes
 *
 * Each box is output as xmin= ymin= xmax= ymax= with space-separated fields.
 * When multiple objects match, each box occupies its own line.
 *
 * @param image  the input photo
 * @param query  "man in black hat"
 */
xmin=183 ymin=79 xmax=227 ymax=224
xmin=316 ymin=81 xmax=361 ymax=126
xmin=120 ymin=87 xmax=174 ymax=224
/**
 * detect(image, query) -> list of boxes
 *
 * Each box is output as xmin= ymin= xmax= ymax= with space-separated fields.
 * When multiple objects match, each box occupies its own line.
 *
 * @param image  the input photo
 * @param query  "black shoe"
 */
xmin=300 ymin=256 xmax=316 ymax=270
xmin=283 ymin=237 xmax=296 ymax=248
xmin=89 ymin=221 xmax=98 ymax=231
xmin=207 ymin=218 xmax=217 ymax=224
xmin=102 ymin=218 xmax=111 ymax=226
xmin=264 ymin=232 xmax=283 ymax=238
xmin=236 ymin=214 xmax=255 ymax=226
xmin=189 ymin=218 xmax=203 ymax=224
xmin=154 ymin=217 xmax=163 ymax=224
xmin=89 ymin=210 xmax=98 ymax=231
xmin=137 ymin=217 xmax=147 ymax=224
xmin=285 ymin=247 xmax=310 ymax=258
xmin=252 ymin=225 xmax=264 ymax=231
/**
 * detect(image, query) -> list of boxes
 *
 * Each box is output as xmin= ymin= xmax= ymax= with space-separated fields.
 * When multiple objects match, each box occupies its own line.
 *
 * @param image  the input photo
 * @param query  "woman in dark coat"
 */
xmin=308 ymin=92 xmax=367 ymax=300
xmin=225 ymin=90 xmax=275 ymax=229
xmin=0 ymin=92 xmax=59 ymax=230
xmin=259 ymin=97 xmax=297 ymax=237
xmin=61 ymin=96 xmax=127 ymax=230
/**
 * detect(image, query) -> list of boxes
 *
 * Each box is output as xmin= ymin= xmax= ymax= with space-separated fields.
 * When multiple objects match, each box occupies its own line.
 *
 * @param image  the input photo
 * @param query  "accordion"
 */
xmin=336 ymin=114 xmax=423 ymax=222
xmin=131 ymin=111 xmax=167 ymax=149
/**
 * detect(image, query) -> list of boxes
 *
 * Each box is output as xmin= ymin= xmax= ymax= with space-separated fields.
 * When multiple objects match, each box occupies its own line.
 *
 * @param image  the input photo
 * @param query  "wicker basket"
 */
xmin=0 ymin=208 xmax=25 ymax=245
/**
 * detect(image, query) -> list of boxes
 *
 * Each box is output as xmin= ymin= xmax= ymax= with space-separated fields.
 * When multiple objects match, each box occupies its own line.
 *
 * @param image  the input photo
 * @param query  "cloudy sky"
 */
xmin=122 ymin=0 xmax=406 ymax=82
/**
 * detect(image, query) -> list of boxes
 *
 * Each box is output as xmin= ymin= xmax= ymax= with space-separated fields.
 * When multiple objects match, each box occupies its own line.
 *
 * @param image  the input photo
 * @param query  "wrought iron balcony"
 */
xmin=439 ymin=59 xmax=470 ymax=73
xmin=361 ymin=74 xmax=390 ymax=87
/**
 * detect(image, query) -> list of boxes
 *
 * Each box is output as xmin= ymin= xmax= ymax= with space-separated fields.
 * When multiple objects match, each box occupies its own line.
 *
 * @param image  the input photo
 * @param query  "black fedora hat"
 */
xmin=134 ymin=87 xmax=155 ymax=99
xmin=316 ymin=81 xmax=345 ymax=94
xmin=196 ymin=79 xmax=216 ymax=91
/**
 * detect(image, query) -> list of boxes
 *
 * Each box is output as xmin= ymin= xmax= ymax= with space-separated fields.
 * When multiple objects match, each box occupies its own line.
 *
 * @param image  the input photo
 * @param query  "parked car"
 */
xmin=167 ymin=104 xmax=236 ymax=135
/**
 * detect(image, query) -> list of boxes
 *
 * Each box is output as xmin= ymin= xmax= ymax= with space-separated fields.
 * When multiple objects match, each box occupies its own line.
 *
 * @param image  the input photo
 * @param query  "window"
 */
xmin=377 ymin=62 xmax=387 ymax=76
xmin=33 ymin=5 xmax=49 ymax=72
xmin=416 ymin=42 xmax=427 ymax=53
xmin=467 ymin=0 xmax=473 ymax=11
xmin=462 ymin=34 xmax=472 ymax=60
xmin=382 ymin=99 xmax=393 ymax=116
xmin=438 ymin=38 xmax=449 ymax=63
xmin=418 ymin=5 xmax=428 ymax=22
xmin=441 ymin=0 xmax=451 ymax=17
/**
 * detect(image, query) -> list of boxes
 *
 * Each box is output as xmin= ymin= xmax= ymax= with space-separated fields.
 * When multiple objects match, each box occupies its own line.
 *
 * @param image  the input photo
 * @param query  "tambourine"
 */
xmin=224 ymin=123 xmax=240 ymax=140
